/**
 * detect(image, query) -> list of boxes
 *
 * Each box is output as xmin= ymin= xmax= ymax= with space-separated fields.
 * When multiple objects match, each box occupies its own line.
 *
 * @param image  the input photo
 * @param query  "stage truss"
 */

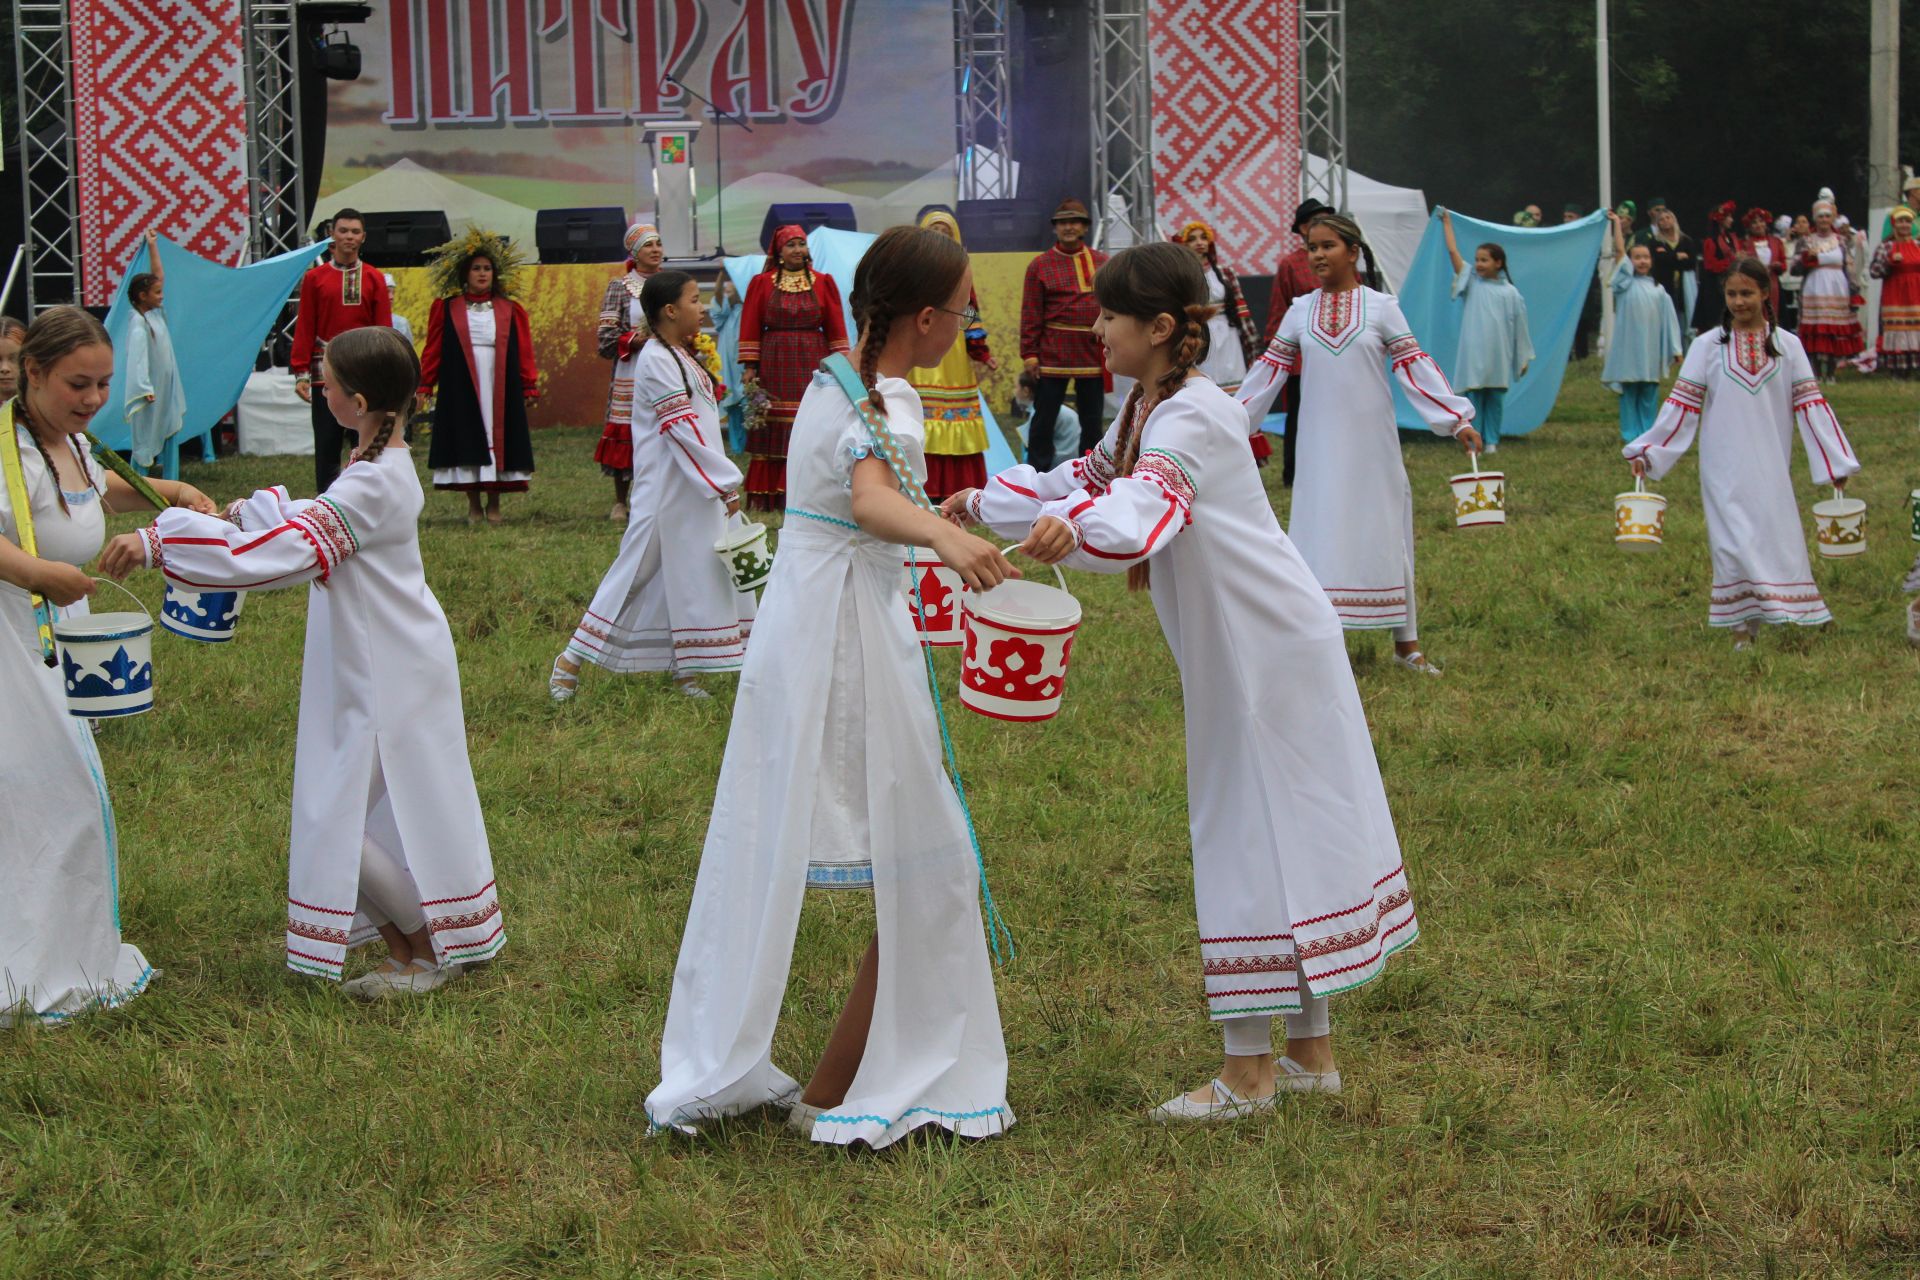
xmin=1300 ymin=0 xmax=1349 ymax=213
xmin=244 ymin=1 xmax=309 ymax=263
xmin=953 ymin=0 xmax=1014 ymax=200
xmin=12 ymin=0 xmax=80 ymax=311
xmin=8 ymin=0 xmax=306 ymax=313
xmin=1091 ymin=0 xmax=1154 ymax=245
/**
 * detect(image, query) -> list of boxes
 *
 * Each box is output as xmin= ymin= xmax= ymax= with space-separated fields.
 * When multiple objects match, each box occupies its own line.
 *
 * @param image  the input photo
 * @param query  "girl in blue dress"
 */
xmin=1440 ymin=210 xmax=1533 ymax=452
xmin=1602 ymin=210 xmax=1685 ymax=442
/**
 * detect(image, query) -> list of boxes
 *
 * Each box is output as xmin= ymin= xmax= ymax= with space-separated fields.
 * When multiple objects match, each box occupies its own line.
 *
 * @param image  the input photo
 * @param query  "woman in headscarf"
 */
xmin=594 ymin=221 xmax=666 ymax=523
xmin=1869 ymin=204 xmax=1920 ymax=377
xmin=419 ymin=226 xmax=539 ymax=524
xmin=738 ymin=225 xmax=850 ymax=510
xmin=1793 ymin=194 xmax=1865 ymax=379
xmin=1694 ymin=201 xmax=1740 ymax=333
xmin=906 ymin=210 xmax=997 ymax=501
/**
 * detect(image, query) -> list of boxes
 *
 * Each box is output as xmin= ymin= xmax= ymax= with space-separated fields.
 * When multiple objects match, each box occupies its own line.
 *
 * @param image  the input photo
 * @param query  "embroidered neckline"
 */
xmin=1723 ymin=329 xmax=1779 ymax=393
xmin=1308 ymin=287 xmax=1366 ymax=354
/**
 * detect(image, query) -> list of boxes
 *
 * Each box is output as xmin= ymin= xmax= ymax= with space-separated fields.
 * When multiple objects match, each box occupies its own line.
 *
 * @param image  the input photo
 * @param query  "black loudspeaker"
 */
xmin=360 ymin=210 xmax=452 ymax=267
xmin=536 ymin=207 xmax=628 ymax=264
xmin=954 ymin=198 xmax=1047 ymax=253
xmin=759 ymin=202 xmax=858 ymax=250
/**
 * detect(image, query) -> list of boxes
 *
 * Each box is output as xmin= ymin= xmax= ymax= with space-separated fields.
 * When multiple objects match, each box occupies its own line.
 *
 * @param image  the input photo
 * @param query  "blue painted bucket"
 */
xmin=54 ymin=583 xmax=154 ymax=718
xmin=161 ymin=583 xmax=246 ymax=643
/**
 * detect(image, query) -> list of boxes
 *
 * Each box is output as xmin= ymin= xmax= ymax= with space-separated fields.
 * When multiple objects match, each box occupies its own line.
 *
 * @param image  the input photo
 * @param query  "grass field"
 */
xmin=3 ymin=361 xmax=1917 ymax=1278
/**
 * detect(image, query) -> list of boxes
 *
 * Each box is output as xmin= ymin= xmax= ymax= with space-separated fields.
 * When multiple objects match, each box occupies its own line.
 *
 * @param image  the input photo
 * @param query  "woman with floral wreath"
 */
xmin=420 ymin=227 xmax=540 ymax=525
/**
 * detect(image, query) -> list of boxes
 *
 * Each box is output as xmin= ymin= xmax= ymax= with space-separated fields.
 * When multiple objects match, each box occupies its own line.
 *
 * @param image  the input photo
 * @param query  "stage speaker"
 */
xmin=954 ymin=198 xmax=1047 ymax=253
xmin=536 ymin=207 xmax=627 ymax=264
xmin=759 ymin=202 xmax=858 ymax=251
xmin=360 ymin=210 xmax=452 ymax=267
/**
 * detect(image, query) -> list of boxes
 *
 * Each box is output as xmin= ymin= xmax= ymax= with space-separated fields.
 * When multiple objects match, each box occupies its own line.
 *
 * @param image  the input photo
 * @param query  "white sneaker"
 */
xmin=344 ymin=959 xmax=454 ymax=1000
xmin=1149 ymin=1078 xmax=1275 ymax=1123
xmin=1394 ymin=650 xmax=1445 ymax=677
xmin=1274 ymin=1055 xmax=1342 ymax=1094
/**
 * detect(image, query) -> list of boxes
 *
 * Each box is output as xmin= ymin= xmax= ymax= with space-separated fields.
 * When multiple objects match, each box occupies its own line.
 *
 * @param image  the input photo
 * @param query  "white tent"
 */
xmin=1301 ymin=154 xmax=1429 ymax=293
xmin=317 ymin=159 xmax=540 ymax=257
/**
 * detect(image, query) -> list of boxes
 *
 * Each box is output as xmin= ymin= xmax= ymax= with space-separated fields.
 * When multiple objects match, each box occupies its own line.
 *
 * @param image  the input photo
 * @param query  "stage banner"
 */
xmin=322 ymin=1 xmax=958 ymax=257
xmin=69 ymin=0 xmax=251 ymax=306
xmin=1149 ymin=0 xmax=1299 ymax=275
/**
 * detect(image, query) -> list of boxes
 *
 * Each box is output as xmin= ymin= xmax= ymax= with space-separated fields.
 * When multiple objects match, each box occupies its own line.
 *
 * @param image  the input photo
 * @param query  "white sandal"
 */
xmin=1393 ymin=650 xmax=1444 ymax=677
xmin=1149 ymin=1078 xmax=1274 ymax=1123
xmin=673 ymin=676 xmax=712 ymax=700
xmin=549 ymin=655 xmax=579 ymax=702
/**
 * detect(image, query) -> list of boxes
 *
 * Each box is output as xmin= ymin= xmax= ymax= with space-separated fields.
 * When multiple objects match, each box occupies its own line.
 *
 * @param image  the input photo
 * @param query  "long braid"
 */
xmin=858 ymin=309 xmax=892 ymax=415
xmin=1114 ymin=307 xmax=1208 ymax=592
xmin=356 ymin=410 xmax=400 ymax=462
xmin=16 ymin=396 xmax=69 ymax=515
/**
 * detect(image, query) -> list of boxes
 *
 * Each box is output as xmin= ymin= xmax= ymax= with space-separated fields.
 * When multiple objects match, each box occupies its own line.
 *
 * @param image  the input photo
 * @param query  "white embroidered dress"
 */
xmin=1623 ymin=328 xmax=1859 ymax=627
xmin=568 ymin=341 xmax=754 ymax=673
xmin=2 ymin=425 xmax=154 ymax=1024
xmin=971 ymin=380 xmax=1415 ymax=1016
xmin=139 ymin=447 xmax=503 ymax=977
xmin=647 ymin=371 xmax=1011 ymax=1149
xmin=1198 ymin=270 xmax=1249 ymax=393
xmin=1239 ymin=287 xmax=1474 ymax=631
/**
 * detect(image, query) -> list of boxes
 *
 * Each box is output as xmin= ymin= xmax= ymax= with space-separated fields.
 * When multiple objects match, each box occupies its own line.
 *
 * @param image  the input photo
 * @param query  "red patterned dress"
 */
xmin=739 ymin=266 xmax=849 ymax=510
xmin=1870 ymin=236 xmax=1920 ymax=373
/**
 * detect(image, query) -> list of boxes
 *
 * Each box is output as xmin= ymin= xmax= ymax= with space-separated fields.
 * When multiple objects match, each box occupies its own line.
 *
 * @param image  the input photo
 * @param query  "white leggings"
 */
xmin=356 ymin=834 xmax=426 ymax=935
xmin=1222 ymin=991 xmax=1330 ymax=1057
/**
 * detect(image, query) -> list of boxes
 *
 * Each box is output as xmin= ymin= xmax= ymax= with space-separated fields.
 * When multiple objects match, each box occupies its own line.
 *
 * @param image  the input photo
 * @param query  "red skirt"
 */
xmin=593 ymin=420 xmax=632 ymax=476
xmin=1249 ymin=432 xmax=1273 ymax=466
xmin=1798 ymin=323 xmax=1865 ymax=357
xmin=923 ymin=452 xmax=987 ymax=503
xmin=745 ymin=456 xmax=786 ymax=511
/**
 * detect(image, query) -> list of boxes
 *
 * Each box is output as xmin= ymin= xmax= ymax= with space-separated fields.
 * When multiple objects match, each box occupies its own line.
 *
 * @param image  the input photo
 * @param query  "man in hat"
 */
xmin=1261 ymin=197 xmax=1331 ymax=486
xmin=1019 ymin=199 xmax=1109 ymax=471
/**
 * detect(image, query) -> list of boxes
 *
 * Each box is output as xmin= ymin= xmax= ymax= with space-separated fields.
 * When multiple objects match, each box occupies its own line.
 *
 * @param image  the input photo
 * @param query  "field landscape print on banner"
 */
xmin=320 ymin=1 xmax=958 ymax=254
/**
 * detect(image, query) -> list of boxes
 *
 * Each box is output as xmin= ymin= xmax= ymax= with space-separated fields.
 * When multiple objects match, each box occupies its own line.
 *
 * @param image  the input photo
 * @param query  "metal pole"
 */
xmin=1597 ymin=0 xmax=1614 ymax=353
xmin=1865 ymin=0 xmax=1899 ymax=349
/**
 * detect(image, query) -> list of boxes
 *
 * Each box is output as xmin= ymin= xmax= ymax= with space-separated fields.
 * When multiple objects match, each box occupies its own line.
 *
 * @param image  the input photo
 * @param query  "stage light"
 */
xmin=309 ymin=29 xmax=362 ymax=82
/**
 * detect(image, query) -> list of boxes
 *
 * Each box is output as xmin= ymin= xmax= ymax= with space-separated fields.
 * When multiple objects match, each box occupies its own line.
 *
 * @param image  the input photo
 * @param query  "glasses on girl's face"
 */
xmin=936 ymin=305 xmax=982 ymax=327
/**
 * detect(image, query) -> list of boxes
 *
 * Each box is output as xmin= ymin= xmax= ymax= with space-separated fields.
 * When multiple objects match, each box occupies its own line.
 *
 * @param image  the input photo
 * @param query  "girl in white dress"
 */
xmin=948 ymin=243 xmax=1415 ymax=1120
xmin=1623 ymin=259 xmax=1860 ymax=649
xmin=647 ymin=226 xmax=1019 ymax=1149
xmin=551 ymin=271 xmax=755 ymax=701
xmin=1238 ymin=213 xmax=1482 ymax=676
xmin=103 ymin=327 xmax=503 ymax=998
xmin=2 ymin=307 xmax=214 ymax=1025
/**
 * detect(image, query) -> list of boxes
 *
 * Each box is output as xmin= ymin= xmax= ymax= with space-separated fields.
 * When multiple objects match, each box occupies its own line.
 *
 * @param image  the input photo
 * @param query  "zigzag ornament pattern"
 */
xmin=1148 ymin=0 xmax=1300 ymax=273
xmin=70 ymin=0 xmax=249 ymax=305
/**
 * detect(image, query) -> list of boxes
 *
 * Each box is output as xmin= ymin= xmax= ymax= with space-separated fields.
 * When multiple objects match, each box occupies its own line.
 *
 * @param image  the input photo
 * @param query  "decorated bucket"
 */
xmin=1812 ymin=490 xmax=1867 ymax=558
xmin=904 ymin=553 xmax=967 ymax=647
xmin=1614 ymin=478 xmax=1668 ymax=550
xmin=1449 ymin=454 xmax=1507 ymax=528
xmin=1908 ymin=489 xmax=1920 ymax=543
xmin=960 ymin=566 xmax=1082 ymax=722
xmin=713 ymin=514 xmax=773 ymax=591
xmin=160 ymin=584 xmax=247 ymax=643
xmin=54 ymin=581 xmax=154 ymax=719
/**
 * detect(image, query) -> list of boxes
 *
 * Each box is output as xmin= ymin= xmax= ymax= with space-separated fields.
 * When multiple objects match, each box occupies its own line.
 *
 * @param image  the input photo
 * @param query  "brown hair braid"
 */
xmin=1091 ymin=243 xmax=1212 ymax=591
xmin=321 ymin=326 xmax=420 ymax=464
xmin=848 ymin=225 xmax=968 ymax=415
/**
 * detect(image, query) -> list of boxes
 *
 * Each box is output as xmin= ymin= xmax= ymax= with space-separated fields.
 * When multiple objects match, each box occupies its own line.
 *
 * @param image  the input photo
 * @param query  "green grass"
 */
xmin=4 ymin=362 xmax=1918 ymax=1278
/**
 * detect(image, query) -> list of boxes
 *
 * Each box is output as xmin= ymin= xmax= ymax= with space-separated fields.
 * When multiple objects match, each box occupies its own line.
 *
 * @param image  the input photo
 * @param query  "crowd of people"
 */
xmin=2 ymin=177 xmax=1911 ymax=1151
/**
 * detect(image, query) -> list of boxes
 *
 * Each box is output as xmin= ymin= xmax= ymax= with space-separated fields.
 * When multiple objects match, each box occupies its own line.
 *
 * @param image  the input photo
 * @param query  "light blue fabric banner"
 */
xmin=725 ymin=227 xmax=1018 ymax=472
xmin=94 ymin=238 xmax=323 ymax=456
xmin=1391 ymin=210 xmax=1608 ymax=438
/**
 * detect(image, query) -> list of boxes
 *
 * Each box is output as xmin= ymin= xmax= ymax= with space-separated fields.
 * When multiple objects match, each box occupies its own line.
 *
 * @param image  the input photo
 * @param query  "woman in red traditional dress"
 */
xmin=1735 ymin=207 xmax=1788 ymax=317
xmin=594 ymin=222 xmax=665 ymax=522
xmin=420 ymin=229 xmax=540 ymax=525
xmin=1870 ymin=205 xmax=1920 ymax=377
xmin=737 ymin=226 xmax=849 ymax=511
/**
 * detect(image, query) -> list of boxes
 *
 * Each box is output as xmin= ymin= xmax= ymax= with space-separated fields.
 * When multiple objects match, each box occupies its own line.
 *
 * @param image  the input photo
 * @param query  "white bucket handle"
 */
xmin=1468 ymin=451 xmax=1481 ymax=477
xmin=86 ymin=577 xmax=153 ymax=623
xmin=1634 ymin=475 xmax=1646 ymax=496
xmin=1833 ymin=486 xmax=1844 ymax=503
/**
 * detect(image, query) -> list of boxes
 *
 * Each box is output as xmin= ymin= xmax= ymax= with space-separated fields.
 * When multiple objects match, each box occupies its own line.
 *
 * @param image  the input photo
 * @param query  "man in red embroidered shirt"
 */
xmin=290 ymin=208 xmax=393 ymax=492
xmin=1262 ymin=198 xmax=1332 ymax=487
xmin=1019 ymin=199 xmax=1108 ymax=472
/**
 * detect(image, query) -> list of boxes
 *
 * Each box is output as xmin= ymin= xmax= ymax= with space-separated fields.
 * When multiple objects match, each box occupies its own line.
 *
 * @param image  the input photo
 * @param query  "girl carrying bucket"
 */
xmin=1603 ymin=210 xmax=1685 ymax=443
xmin=101 ymin=327 xmax=504 ymax=997
xmin=1238 ymin=213 xmax=1481 ymax=676
xmin=2 ymin=307 xmax=211 ymax=1024
xmin=1622 ymin=258 xmax=1860 ymax=649
xmin=550 ymin=270 xmax=756 ymax=702
xmin=646 ymin=226 xmax=1019 ymax=1149
xmin=948 ymin=242 xmax=1418 ymax=1121
xmin=1440 ymin=209 xmax=1533 ymax=453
